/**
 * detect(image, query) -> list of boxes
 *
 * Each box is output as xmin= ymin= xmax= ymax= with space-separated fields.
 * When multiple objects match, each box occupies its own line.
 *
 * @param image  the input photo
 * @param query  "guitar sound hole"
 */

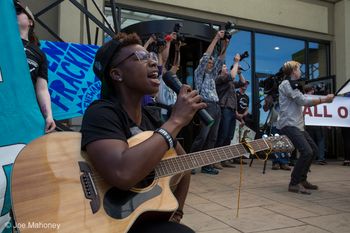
xmin=134 ymin=170 xmax=155 ymax=189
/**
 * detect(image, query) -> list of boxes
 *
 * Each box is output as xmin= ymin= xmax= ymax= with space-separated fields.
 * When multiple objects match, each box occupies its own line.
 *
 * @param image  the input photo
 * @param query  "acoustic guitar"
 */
xmin=11 ymin=131 xmax=293 ymax=232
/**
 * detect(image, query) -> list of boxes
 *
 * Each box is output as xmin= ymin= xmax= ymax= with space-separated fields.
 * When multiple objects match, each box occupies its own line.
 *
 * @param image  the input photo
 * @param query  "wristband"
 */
xmin=154 ymin=128 xmax=176 ymax=149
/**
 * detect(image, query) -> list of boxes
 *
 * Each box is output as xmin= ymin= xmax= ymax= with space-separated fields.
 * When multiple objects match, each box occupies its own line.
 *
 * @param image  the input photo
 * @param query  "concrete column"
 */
xmin=334 ymin=0 xmax=350 ymax=89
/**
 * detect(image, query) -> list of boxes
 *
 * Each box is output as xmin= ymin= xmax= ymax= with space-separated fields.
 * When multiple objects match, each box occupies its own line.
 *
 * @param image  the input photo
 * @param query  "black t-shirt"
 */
xmin=81 ymin=99 xmax=162 ymax=150
xmin=236 ymin=91 xmax=249 ymax=114
xmin=22 ymin=39 xmax=48 ymax=85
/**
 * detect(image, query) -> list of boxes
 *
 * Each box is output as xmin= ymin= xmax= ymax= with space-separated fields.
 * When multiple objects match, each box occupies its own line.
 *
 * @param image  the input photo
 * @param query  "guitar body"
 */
xmin=11 ymin=131 xmax=178 ymax=233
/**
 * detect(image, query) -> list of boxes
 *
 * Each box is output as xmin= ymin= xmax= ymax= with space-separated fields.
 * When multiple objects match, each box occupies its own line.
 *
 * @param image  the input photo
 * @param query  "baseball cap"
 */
xmin=93 ymin=39 xmax=122 ymax=98
xmin=15 ymin=0 xmax=35 ymax=26
xmin=93 ymin=39 xmax=121 ymax=81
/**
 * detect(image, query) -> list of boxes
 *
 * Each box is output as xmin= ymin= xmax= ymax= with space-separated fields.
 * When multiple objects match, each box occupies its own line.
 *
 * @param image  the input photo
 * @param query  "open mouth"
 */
xmin=148 ymin=71 xmax=160 ymax=86
xmin=148 ymin=71 xmax=159 ymax=79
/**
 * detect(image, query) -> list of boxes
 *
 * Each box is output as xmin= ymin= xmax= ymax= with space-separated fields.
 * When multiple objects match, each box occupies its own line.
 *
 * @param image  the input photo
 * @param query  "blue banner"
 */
xmin=40 ymin=41 xmax=101 ymax=120
xmin=0 ymin=0 xmax=44 ymax=232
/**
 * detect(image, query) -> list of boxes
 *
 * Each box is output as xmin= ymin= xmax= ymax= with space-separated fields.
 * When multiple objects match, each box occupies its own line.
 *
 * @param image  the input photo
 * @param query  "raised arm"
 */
xmin=206 ymin=30 xmax=225 ymax=56
xmin=280 ymin=81 xmax=334 ymax=106
xmin=170 ymin=41 xmax=182 ymax=74
xmin=159 ymin=32 xmax=176 ymax=67
xmin=238 ymin=72 xmax=246 ymax=83
xmin=311 ymin=94 xmax=334 ymax=106
xmin=230 ymin=53 xmax=240 ymax=79
xmin=143 ymin=34 xmax=156 ymax=50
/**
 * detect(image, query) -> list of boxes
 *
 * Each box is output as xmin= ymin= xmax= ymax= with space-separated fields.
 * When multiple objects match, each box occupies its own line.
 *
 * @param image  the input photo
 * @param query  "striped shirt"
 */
xmin=194 ymin=53 xmax=224 ymax=102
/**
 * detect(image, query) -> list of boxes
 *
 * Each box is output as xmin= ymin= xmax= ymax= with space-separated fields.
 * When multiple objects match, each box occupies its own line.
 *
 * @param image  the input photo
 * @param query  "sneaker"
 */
xmin=317 ymin=160 xmax=327 ymax=165
xmin=272 ymin=163 xmax=280 ymax=170
xmin=213 ymin=163 xmax=223 ymax=170
xmin=280 ymin=164 xmax=291 ymax=171
xmin=221 ymin=161 xmax=236 ymax=168
xmin=232 ymin=158 xmax=247 ymax=165
xmin=201 ymin=166 xmax=219 ymax=175
xmin=301 ymin=180 xmax=318 ymax=190
xmin=288 ymin=184 xmax=311 ymax=195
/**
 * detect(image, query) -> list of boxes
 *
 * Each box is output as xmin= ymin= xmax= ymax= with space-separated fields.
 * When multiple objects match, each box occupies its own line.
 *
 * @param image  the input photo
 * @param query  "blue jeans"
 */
xmin=216 ymin=107 xmax=236 ymax=147
xmin=280 ymin=126 xmax=318 ymax=186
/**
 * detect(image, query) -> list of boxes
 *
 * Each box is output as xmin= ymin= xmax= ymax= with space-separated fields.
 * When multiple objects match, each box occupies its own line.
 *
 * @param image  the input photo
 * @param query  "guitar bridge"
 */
xmin=79 ymin=161 xmax=100 ymax=214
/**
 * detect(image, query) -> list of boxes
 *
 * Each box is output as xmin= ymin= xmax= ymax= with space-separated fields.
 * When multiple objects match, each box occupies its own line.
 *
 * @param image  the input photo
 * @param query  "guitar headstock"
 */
xmin=264 ymin=135 xmax=294 ymax=153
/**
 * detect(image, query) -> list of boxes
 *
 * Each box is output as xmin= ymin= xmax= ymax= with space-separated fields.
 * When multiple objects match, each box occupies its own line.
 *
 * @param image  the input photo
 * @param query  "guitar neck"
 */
xmin=155 ymin=138 xmax=269 ymax=178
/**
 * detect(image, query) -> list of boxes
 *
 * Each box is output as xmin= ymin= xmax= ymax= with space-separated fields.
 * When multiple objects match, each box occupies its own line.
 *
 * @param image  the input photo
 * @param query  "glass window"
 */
xmin=308 ymin=42 xmax=328 ymax=79
xmin=255 ymin=33 xmax=305 ymax=129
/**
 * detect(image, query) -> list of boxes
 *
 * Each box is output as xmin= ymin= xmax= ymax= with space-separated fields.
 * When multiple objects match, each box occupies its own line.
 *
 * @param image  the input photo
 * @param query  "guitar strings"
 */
xmin=87 ymin=141 xmax=270 ymax=184
xmin=86 ymin=139 xmax=278 ymax=191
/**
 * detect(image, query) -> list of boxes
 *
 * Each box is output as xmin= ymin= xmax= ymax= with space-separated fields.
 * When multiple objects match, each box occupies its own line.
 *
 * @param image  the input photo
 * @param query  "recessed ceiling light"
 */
xmin=274 ymin=47 xmax=280 ymax=50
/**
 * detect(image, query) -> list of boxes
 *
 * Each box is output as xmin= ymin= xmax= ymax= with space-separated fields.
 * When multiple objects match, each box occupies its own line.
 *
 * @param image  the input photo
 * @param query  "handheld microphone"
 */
xmin=162 ymin=71 xmax=215 ymax=126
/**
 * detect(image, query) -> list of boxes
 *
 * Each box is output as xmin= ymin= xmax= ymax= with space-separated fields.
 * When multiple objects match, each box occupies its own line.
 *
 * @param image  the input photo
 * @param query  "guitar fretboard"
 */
xmin=155 ymin=138 xmax=270 ymax=178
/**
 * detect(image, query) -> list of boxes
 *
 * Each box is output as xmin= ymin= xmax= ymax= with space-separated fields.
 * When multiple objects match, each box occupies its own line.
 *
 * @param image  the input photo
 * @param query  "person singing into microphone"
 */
xmin=81 ymin=32 xmax=205 ymax=232
xmin=190 ymin=30 xmax=228 ymax=175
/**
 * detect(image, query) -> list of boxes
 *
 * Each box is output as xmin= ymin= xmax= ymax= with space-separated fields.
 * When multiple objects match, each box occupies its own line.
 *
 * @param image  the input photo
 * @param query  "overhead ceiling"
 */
xmin=317 ymin=0 xmax=342 ymax=3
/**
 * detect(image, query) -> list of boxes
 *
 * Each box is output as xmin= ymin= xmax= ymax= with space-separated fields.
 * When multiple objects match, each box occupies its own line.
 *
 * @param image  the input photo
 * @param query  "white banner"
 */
xmin=304 ymin=95 xmax=350 ymax=127
xmin=336 ymin=79 xmax=350 ymax=96
xmin=231 ymin=120 xmax=256 ymax=144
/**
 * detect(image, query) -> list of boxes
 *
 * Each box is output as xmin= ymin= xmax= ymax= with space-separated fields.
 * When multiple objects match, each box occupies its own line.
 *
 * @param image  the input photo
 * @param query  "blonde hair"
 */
xmin=282 ymin=61 xmax=300 ymax=77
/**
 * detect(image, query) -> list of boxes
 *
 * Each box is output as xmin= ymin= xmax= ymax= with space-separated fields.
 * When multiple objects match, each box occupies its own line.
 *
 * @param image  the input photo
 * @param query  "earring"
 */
xmin=117 ymin=78 xmax=123 ymax=82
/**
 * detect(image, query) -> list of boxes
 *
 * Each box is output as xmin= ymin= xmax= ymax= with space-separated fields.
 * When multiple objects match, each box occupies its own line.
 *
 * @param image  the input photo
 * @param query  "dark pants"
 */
xmin=306 ymin=126 xmax=325 ymax=161
xmin=342 ymin=127 xmax=350 ymax=161
xmin=280 ymin=126 xmax=318 ymax=186
xmin=190 ymin=102 xmax=221 ymax=152
xmin=216 ymin=107 xmax=236 ymax=147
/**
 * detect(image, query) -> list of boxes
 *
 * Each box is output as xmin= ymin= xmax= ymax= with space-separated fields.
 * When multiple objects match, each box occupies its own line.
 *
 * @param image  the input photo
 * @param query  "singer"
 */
xmin=81 ymin=32 xmax=206 ymax=232
xmin=190 ymin=30 xmax=229 ymax=175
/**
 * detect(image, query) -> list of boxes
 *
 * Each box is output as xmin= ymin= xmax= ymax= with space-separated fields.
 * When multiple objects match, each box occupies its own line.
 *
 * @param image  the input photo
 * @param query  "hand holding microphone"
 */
xmin=162 ymin=71 xmax=215 ymax=126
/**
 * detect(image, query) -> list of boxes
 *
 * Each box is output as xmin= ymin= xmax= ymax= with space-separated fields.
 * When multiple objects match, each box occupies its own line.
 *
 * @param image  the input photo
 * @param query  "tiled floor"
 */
xmin=182 ymin=160 xmax=350 ymax=233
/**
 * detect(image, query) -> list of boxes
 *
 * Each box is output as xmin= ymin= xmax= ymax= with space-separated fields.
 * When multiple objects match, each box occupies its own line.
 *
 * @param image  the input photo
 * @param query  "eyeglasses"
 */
xmin=114 ymin=50 xmax=158 ymax=67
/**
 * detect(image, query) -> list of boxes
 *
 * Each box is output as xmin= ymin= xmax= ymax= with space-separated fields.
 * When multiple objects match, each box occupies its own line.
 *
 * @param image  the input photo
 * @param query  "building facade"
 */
xmin=23 ymin=0 xmax=350 ymax=156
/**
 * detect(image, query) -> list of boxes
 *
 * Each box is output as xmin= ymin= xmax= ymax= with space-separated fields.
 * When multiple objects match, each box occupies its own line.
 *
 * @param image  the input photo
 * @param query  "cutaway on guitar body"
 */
xmin=11 ymin=131 xmax=178 ymax=233
xmin=11 ymin=131 xmax=294 ymax=232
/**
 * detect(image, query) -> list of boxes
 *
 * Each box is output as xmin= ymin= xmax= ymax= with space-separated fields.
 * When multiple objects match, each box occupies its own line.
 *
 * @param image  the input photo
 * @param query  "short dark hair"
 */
xmin=93 ymin=32 xmax=142 ymax=98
